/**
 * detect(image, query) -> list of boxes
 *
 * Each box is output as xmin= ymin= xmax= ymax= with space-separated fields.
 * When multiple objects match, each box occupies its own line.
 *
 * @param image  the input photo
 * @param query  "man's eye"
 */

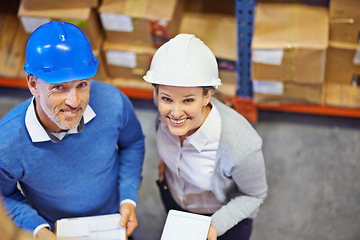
xmin=78 ymin=82 xmax=88 ymax=88
xmin=53 ymin=85 xmax=64 ymax=90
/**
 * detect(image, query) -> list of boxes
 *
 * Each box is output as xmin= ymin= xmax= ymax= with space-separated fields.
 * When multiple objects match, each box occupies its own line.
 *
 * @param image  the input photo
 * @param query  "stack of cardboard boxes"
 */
xmin=324 ymin=0 xmax=360 ymax=108
xmin=98 ymin=0 xmax=184 ymax=89
xmin=251 ymin=0 xmax=360 ymax=109
xmin=17 ymin=0 xmax=106 ymax=81
xmin=251 ymin=2 xmax=328 ymax=104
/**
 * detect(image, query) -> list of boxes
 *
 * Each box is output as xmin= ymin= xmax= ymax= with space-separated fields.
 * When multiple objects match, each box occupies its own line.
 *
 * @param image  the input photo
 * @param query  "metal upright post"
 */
xmin=233 ymin=0 xmax=258 ymax=123
xmin=236 ymin=0 xmax=255 ymax=98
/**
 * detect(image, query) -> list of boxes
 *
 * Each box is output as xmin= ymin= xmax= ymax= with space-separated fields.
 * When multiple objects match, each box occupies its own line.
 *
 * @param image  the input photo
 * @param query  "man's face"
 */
xmin=32 ymin=77 xmax=90 ymax=132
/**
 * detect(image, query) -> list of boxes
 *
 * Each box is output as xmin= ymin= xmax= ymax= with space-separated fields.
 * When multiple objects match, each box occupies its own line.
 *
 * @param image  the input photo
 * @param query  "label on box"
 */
xmin=100 ymin=13 xmax=133 ymax=32
xmin=21 ymin=16 xmax=50 ymax=33
xmin=252 ymin=49 xmax=284 ymax=65
xmin=106 ymin=50 xmax=137 ymax=68
xmin=253 ymin=80 xmax=284 ymax=95
xmin=353 ymin=49 xmax=360 ymax=65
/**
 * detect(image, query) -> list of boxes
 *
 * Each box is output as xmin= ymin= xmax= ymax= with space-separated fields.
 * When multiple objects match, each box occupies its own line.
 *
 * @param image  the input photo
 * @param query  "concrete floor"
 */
xmin=1 ymin=86 xmax=360 ymax=240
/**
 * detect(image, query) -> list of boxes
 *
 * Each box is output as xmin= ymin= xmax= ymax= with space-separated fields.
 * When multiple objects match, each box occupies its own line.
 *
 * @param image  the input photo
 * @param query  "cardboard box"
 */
xmin=179 ymin=12 xmax=236 ymax=66
xmin=103 ymin=40 xmax=155 ymax=79
xmin=179 ymin=12 xmax=237 ymax=97
xmin=184 ymin=0 xmax=235 ymax=15
xmin=257 ymin=0 xmax=329 ymax=7
xmin=217 ymin=70 xmax=237 ymax=98
xmin=21 ymin=0 xmax=99 ymax=10
xmin=325 ymin=41 xmax=360 ymax=85
xmin=17 ymin=3 xmax=103 ymax=51
xmin=98 ymin=0 xmax=184 ymax=48
xmin=323 ymin=83 xmax=360 ymax=108
xmin=252 ymin=3 xmax=328 ymax=84
xmin=92 ymin=46 xmax=109 ymax=82
xmin=329 ymin=0 xmax=360 ymax=44
xmin=253 ymin=80 xmax=323 ymax=104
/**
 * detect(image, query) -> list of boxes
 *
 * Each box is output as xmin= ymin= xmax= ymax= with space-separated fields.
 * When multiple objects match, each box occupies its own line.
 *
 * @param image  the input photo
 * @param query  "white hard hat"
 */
xmin=143 ymin=34 xmax=221 ymax=87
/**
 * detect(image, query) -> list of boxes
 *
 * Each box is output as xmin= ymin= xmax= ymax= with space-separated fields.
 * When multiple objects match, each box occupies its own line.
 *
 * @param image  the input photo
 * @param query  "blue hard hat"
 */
xmin=24 ymin=21 xmax=98 ymax=83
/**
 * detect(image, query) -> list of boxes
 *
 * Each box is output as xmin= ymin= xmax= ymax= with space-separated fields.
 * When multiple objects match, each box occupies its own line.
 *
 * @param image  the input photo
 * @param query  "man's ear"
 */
xmin=26 ymin=74 xmax=39 ymax=98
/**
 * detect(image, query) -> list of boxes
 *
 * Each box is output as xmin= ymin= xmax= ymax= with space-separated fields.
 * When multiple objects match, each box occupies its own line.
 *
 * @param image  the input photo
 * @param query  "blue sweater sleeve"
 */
xmin=1 ymin=190 xmax=48 ymax=231
xmin=115 ymin=92 xmax=145 ymax=205
xmin=0 ymin=103 xmax=48 ymax=231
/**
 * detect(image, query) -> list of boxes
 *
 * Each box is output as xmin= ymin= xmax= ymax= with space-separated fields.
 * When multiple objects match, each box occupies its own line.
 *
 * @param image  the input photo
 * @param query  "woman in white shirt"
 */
xmin=143 ymin=34 xmax=268 ymax=240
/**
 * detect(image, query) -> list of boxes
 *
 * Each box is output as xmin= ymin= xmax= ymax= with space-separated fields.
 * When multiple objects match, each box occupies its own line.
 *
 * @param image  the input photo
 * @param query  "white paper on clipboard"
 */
xmin=56 ymin=213 xmax=126 ymax=240
xmin=160 ymin=210 xmax=211 ymax=240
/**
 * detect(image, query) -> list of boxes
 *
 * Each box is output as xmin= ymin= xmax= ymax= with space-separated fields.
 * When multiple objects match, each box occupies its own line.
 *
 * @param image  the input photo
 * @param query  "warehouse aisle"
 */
xmin=1 ymin=86 xmax=359 ymax=240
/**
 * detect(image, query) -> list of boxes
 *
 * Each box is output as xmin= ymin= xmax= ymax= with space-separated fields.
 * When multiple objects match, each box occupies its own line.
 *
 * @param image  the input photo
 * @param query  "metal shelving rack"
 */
xmin=233 ymin=0 xmax=360 ymax=123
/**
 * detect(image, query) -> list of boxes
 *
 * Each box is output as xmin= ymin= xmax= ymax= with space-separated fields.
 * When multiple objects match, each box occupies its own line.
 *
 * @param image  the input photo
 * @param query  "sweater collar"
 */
xmin=25 ymin=97 xmax=96 ymax=143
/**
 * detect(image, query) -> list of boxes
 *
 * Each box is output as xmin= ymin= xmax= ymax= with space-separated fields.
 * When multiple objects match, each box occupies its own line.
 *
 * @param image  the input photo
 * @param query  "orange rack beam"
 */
xmin=257 ymin=103 xmax=360 ymax=118
xmin=0 ymin=76 xmax=28 ymax=89
xmin=233 ymin=96 xmax=360 ymax=124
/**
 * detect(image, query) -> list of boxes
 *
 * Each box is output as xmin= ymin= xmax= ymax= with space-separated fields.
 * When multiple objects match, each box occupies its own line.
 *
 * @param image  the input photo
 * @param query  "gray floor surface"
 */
xmin=1 ymin=86 xmax=359 ymax=240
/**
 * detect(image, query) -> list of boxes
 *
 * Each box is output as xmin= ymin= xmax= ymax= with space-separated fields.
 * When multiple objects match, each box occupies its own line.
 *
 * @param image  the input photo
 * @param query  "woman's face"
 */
xmin=157 ymin=85 xmax=211 ymax=138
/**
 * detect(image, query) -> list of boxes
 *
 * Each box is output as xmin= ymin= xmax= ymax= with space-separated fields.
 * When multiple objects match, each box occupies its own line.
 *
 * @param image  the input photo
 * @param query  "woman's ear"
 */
xmin=26 ymin=75 xmax=39 ymax=98
xmin=205 ymin=89 xmax=212 ymax=105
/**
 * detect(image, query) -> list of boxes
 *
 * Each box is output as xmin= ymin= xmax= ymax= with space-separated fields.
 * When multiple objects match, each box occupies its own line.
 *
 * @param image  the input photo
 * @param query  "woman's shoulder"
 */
xmin=212 ymin=98 xmax=263 ymax=152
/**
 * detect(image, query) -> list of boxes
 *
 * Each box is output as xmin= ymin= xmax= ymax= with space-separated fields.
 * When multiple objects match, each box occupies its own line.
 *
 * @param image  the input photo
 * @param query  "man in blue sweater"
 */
xmin=0 ymin=21 xmax=145 ymax=239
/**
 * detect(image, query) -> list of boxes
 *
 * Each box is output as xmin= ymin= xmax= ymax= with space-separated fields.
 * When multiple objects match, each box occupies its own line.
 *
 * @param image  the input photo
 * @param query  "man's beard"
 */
xmin=38 ymin=89 xmax=87 ymax=131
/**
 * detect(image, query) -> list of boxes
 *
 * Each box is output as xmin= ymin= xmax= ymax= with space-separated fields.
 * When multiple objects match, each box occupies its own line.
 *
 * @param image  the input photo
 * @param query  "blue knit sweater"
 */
xmin=0 ymin=81 xmax=145 ymax=232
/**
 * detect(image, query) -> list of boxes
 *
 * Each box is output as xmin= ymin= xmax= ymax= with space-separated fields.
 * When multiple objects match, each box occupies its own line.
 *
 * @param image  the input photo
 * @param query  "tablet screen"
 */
xmin=161 ymin=210 xmax=211 ymax=240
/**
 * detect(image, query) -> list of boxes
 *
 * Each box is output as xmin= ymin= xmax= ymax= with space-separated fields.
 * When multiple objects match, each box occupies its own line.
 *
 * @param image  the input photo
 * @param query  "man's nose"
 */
xmin=64 ymin=89 xmax=80 ymax=108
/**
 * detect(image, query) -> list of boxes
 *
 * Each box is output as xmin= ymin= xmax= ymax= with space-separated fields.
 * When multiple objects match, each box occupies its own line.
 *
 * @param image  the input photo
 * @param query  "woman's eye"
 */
xmin=161 ymin=97 xmax=172 ymax=102
xmin=184 ymin=98 xmax=194 ymax=103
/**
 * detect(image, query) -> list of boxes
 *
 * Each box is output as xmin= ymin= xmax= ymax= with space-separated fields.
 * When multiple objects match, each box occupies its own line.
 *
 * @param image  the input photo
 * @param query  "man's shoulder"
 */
xmin=90 ymin=80 xmax=119 ymax=93
xmin=0 ymin=100 xmax=30 ymax=149
xmin=0 ymin=99 xmax=30 ymax=127
xmin=90 ymin=81 xmax=126 ymax=101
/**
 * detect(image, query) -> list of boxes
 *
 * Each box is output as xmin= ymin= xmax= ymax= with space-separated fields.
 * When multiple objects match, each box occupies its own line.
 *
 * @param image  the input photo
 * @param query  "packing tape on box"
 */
xmin=125 ymin=0 xmax=147 ymax=18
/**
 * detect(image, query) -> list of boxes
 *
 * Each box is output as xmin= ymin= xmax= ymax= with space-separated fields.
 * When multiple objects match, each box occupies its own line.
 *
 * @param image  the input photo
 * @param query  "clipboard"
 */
xmin=160 ymin=210 xmax=211 ymax=240
xmin=56 ymin=213 xmax=126 ymax=240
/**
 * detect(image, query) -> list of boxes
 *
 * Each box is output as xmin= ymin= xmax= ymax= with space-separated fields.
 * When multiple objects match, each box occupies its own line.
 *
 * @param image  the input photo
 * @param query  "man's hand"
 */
xmin=119 ymin=202 xmax=138 ymax=237
xmin=207 ymin=225 xmax=217 ymax=240
xmin=36 ymin=227 xmax=57 ymax=240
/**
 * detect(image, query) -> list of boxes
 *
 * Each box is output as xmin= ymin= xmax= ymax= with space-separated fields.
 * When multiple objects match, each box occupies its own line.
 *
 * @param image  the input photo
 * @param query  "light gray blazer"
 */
xmin=210 ymin=98 xmax=268 ymax=236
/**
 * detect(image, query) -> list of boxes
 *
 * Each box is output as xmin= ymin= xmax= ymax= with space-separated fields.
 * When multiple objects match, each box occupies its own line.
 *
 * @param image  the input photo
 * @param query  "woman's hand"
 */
xmin=207 ymin=225 xmax=218 ymax=240
xmin=158 ymin=158 xmax=166 ymax=182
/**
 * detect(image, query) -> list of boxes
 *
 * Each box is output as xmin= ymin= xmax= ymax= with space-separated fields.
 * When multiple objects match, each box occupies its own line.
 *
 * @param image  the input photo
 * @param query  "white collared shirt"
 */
xmin=25 ymin=97 xmax=96 ymax=143
xmin=157 ymin=102 xmax=222 ymax=214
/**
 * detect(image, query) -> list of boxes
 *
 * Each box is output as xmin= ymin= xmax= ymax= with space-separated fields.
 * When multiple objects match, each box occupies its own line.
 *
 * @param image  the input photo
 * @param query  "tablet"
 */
xmin=160 ymin=210 xmax=211 ymax=240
